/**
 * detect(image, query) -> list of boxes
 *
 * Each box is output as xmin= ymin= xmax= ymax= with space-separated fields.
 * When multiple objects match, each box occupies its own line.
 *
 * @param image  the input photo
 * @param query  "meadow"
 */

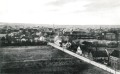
xmin=0 ymin=45 xmax=111 ymax=74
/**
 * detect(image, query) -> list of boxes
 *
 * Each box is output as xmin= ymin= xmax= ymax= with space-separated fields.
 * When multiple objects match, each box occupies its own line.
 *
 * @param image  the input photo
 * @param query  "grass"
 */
xmin=1 ymin=46 xmax=72 ymax=62
xmin=0 ymin=45 xmax=112 ymax=74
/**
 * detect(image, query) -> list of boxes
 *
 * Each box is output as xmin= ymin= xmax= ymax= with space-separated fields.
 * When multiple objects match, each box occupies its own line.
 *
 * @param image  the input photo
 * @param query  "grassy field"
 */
xmin=1 ymin=46 xmax=74 ymax=61
xmin=0 ymin=45 xmax=111 ymax=74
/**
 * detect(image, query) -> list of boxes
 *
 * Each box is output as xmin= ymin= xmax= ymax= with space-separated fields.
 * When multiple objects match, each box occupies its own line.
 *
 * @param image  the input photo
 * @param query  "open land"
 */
xmin=0 ymin=45 xmax=111 ymax=74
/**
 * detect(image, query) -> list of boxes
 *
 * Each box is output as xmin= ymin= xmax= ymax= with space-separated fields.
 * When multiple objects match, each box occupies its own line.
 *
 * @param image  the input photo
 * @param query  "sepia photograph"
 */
xmin=0 ymin=0 xmax=120 ymax=74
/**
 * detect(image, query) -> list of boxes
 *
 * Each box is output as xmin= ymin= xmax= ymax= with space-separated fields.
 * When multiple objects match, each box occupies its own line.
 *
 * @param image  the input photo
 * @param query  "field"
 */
xmin=0 ymin=45 xmax=111 ymax=74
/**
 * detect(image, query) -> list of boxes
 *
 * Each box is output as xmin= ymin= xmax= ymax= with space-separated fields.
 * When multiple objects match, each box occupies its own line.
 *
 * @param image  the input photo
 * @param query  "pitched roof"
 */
xmin=0 ymin=34 xmax=6 ymax=37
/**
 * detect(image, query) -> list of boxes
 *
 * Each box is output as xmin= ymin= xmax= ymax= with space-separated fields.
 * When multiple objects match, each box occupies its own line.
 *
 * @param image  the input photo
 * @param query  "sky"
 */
xmin=0 ymin=0 xmax=120 ymax=25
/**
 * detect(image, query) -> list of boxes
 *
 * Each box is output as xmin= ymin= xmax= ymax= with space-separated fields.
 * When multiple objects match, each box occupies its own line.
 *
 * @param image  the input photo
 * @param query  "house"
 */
xmin=90 ymin=47 xmax=109 ymax=64
xmin=105 ymin=33 xmax=116 ymax=40
xmin=54 ymin=35 xmax=62 ymax=46
xmin=109 ymin=50 xmax=120 ymax=70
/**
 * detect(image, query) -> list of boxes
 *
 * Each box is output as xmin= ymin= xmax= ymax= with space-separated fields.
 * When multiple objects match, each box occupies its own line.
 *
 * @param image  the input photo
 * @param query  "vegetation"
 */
xmin=0 ymin=46 xmax=112 ymax=74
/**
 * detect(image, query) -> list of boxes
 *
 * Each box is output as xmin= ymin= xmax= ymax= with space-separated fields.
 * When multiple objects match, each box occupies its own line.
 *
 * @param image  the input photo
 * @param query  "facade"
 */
xmin=70 ymin=31 xmax=95 ymax=39
xmin=105 ymin=33 xmax=116 ymax=40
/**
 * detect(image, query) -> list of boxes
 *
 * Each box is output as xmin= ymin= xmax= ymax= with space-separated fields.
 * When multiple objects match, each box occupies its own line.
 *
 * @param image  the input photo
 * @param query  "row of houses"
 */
xmin=98 ymin=32 xmax=120 ymax=41
xmin=62 ymin=28 xmax=120 ymax=41
xmin=1 ymin=26 xmax=120 ymax=46
xmin=0 ymin=27 xmax=54 ymax=46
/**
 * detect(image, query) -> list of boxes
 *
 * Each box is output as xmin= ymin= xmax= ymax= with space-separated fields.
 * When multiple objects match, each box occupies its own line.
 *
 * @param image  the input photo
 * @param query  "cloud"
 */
xmin=84 ymin=0 xmax=120 ymax=12
xmin=47 ymin=0 xmax=89 ymax=14
xmin=47 ymin=0 xmax=78 ymax=6
xmin=0 ymin=0 xmax=120 ymax=25
xmin=48 ymin=0 xmax=120 ymax=13
xmin=72 ymin=0 xmax=120 ymax=14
